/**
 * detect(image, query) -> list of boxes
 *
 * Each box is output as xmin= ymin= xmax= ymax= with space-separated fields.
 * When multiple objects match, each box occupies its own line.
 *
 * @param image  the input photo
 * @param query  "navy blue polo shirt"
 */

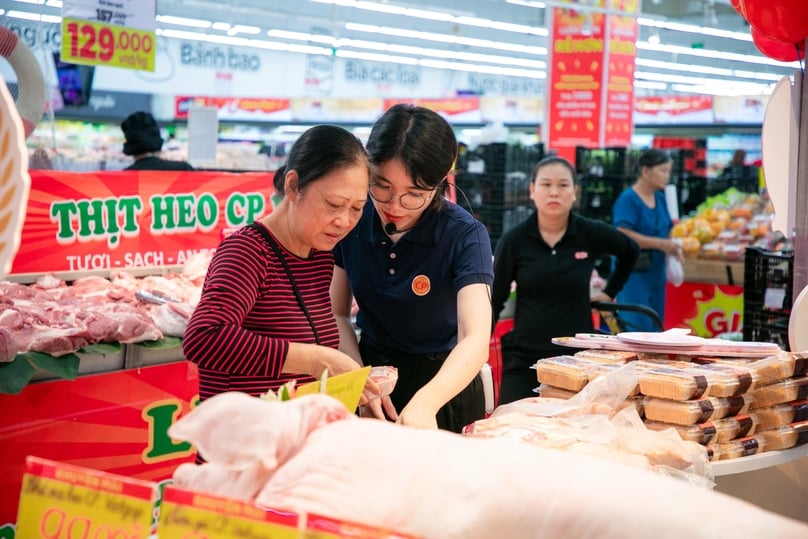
xmin=334 ymin=199 xmax=493 ymax=355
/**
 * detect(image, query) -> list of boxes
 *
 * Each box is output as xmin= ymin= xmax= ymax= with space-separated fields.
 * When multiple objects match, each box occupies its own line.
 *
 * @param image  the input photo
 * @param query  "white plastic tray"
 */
xmin=712 ymin=443 xmax=808 ymax=476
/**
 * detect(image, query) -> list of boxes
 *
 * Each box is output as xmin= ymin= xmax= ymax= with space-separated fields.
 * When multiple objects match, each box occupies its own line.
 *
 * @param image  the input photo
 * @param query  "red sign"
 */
xmin=664 ymin=282 xmax=744 ymax=337
xmin=634 ymin=95 xmax=715 ymax=124
xmin=11 ymin=170 xmax=275 ymax=277
xmin=383 ymin=97 xmax=481 ymax=120
xmin=0 ymin=361 xmax=199 ymax=528
xmin=175 ymin=96 xmax=292 ymax=120
xmin=547 ymin=6 xmax=607 ymax=158
xmin=603 ymin=11 xmax=638 ymax=147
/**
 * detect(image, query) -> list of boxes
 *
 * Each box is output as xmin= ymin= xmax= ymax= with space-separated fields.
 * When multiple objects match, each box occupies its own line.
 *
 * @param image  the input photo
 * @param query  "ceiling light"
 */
xmin=637 ymin=17 xmax=752 ymax=42
xmin=634 ymin=81 xmax=667 ymax=90
xmin=227 ymin=25 xmax=261 ymax=36
xmin=345 ymin=23 xmax=547 ymax=56
xmin=648 ymin=32 xmax=660 ymax=45
xmin=5 ymin=10 xmax=60 ymax=23
xmin=638 ymin=41 xmax=801 ymax=68
xmin=156 ymin=15 xmax=212 ymax=29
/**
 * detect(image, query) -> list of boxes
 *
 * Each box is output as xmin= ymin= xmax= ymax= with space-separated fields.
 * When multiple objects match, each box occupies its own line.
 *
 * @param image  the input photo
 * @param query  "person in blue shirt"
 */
xmin=612 ymin=149 xmax=683 ymax=332
xmin=491 ymin=156 xmax=639 ymax=404
xmin=332 ymin=104 xmax=494 ymax=432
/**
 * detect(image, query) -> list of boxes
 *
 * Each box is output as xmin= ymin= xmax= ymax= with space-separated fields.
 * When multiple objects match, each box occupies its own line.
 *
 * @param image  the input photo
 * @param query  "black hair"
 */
xmin=366 ymin=104 xmax=457 ymax=208
xmin=280 ymin=125 xmax=369 ymax=194
xmin=637 ymin=149 xmax=672 ymax=174
xmin=530 ymin=155 xmax=577 ymax=184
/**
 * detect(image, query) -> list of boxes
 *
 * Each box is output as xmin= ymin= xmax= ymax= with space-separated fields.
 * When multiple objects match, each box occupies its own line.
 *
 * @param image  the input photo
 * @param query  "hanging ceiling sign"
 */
xmin=61 ymin=0 xmax=156 ymax=72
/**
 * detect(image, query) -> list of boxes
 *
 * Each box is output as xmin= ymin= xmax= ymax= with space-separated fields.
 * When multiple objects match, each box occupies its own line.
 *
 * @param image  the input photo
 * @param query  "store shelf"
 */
xmin=712 ymin=444 xmax=808 ymax=476
xmin=30 ymin=349 xmax=125 ymax=382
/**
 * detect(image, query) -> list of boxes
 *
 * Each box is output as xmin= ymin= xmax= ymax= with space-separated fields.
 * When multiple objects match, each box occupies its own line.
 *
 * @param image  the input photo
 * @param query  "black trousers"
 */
xmin=360 ymin=340 xmax=485 ymax=433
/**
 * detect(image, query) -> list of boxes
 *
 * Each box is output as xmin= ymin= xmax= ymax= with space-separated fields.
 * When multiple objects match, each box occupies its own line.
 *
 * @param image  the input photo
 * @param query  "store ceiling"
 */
xmin=3 ymin=0 xmax=802 ymax=96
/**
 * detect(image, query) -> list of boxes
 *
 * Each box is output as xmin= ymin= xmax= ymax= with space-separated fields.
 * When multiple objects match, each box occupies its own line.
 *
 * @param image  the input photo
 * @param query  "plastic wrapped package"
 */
xmin=751 ymin=375 xmax=808 ymax=409
xmin=636 ymin=363 xmax=710 ymax=401
xmin=756 ymin=420 xmax=808 ymax=451
xmin=750 ymin=398 xmax=808 ymax=430
xmin=709 ymin=435 xmax=764 ymax=461
xmin=711 ymin=414 xmax=756 ymax=443
xmin=644 ymin=420 xmax=717 ymax=445
xmin=642 ymin=394 xmax=751 ymax=426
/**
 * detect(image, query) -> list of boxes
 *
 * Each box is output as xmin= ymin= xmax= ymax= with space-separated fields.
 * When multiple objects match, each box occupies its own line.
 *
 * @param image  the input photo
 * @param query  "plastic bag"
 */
xmin=666 ymin=254 xmax=685 ymax=287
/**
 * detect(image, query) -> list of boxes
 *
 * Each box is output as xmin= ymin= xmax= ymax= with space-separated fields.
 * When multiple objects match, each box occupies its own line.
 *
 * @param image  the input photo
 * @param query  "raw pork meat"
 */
xmin=169 ymin=392 xmax=808 ymax=539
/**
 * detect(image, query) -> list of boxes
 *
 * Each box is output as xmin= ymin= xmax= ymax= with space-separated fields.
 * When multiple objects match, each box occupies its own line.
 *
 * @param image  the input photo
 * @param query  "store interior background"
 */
xmin=1 ymin=1 xmax=799 ymax=202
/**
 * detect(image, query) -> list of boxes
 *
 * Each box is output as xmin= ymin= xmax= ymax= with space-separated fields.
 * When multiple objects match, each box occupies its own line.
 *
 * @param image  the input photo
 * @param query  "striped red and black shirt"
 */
xmin=183 ymin=223 xmax=339 ymax=401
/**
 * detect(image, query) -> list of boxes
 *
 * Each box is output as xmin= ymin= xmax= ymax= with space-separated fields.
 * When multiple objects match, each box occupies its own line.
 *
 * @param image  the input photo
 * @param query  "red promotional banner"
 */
xmin=383 ymin=97 xmax=482 ymax=123
xmin=11 ymin=170 xmax=276 ymax=277
xmin=175 ymin=96 xmax=292 ymax=121
xmin=0 ymin=360 xmax=199 ymax=528
xmin=634 ymin=95 xmax=715 ymax=124
xmin=603 ymin=3 xmax=639 ymax=147
xmin=547 ymin=5 xmax=607 ymax=158
xmin=664 ymin=282 xmax=744 ymax=337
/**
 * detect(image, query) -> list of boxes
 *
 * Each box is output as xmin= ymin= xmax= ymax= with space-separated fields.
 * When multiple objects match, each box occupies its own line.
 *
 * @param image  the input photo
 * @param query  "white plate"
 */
xmin=616 ymin=331 xmax=705 ymax=349
xmin=789 ymin=284 xmax=808 ymax=352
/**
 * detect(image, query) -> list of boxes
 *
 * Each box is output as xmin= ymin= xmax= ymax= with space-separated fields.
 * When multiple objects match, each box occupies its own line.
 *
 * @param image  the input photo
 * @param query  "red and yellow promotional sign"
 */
xmin=547 ymin=1 xmax=639 ymax=158
xmin=547 ymin=4 xmax=607 ymax=159
xmin=603 ymin=1 xmax=639 ymax=147
xmin=159 ymin=487 xmax=300 ymax=538
xmin=175 ymin=96 xmax=293 ymax=121
xmin=664 ymin=282 xmax=744 ymax=337
xmin=383 ymin=98 xmax=482 ymax=122
xmin=16 ymin=456 xmax=158 ymax=539
xmin=0 ymin=361 xmax=199 ymax=528
xmin=61 ymin=0 xmax=156 ymax=71
xmin=10 ymin=170 xmax=275 ymax=277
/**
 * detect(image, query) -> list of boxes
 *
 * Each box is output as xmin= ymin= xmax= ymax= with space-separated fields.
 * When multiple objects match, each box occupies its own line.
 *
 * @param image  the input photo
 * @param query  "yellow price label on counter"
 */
xmin=296 ymin=366 xmax=371 ymax=412
xmin=15 ymin=457 xmax=157 ymax=539
xmin=158 ymin=486 xmax=301 ymax=539
xmin=61 ymin=17 xmax=155 ymax=71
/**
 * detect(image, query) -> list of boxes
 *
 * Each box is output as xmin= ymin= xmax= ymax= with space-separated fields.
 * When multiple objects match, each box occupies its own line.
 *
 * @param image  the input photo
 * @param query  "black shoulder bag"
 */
xmin=249 ymin=222 xmax=321 ymax=345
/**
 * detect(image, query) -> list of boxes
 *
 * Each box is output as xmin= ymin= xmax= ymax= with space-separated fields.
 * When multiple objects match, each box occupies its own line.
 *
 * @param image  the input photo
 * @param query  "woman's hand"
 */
xmin=590 ymin=292 xmax=613 ymax=303
xmin=660 ymin=237 xmax=684 ymax=262
xmin=395 ymin=397 xmax=439 ymax=429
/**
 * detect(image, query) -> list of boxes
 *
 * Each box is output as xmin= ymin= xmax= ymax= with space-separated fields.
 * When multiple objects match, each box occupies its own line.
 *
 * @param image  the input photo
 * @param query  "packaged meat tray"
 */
xmin=750 ymin=375 xmax=808 ymax=409
xmin=691 ymin=353 xmax=796 ymax=386
xmin=750 ymin=398 xmax=808 ymax=430
xmin=636 ymin=363 xmax=709 ymax=401
xmin=709 ymin=435 xmax=764 ymax=461
xmin=644 ymin=420 xmax=717 ymax=445
xmin=537 ymin=384 xmax=577 ymax=400
xmin=643 ymin=394 xmax=752 ymax=426
xmin=756 ymin=420 xmax=808 ymax=451
xmin=712 ymin=414 xmax=756 ymax=443
xmin=534 ymin=356 xmax=591 ymax=391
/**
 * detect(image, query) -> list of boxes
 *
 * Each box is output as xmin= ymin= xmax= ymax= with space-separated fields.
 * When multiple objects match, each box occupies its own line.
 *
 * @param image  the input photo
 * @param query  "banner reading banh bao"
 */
xmin=546 ymin=1 xmax=639 ymax=160
xmin=61 ymin=0 xmax=156 ymax=71
xmin=10 ymin=170 xmax=276 ymax=277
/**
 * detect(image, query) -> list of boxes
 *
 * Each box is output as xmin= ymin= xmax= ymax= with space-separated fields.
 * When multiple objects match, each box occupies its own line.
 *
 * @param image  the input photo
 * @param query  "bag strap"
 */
xmin=249 ymin=222 xmax=321 ymax=345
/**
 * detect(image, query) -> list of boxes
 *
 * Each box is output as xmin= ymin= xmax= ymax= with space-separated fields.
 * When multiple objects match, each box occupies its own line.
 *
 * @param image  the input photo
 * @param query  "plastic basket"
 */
xmin=743 ymin=247 xmax=794 ymax=312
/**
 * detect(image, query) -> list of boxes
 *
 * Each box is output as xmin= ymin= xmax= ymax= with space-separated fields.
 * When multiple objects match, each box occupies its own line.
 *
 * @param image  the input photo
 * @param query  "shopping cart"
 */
xmin=590 ymin=301 xmax=664 ymax=334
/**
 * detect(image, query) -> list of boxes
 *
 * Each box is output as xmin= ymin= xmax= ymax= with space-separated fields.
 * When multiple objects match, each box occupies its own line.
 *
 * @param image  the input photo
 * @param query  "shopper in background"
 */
xmin=332 ymin=104 xmax=494 ymax=432
xmin=720 ymin=149 xmax=757 ymax=193
xmin=183 ymin=124 xmax=379 ymax=405
xmin=121 ymin=111 xmax=194 ymax=171
xmin=491 ymin=156 xmax=639 ymax=404
xmin=613 ymin=149 xmax=683 ymax=332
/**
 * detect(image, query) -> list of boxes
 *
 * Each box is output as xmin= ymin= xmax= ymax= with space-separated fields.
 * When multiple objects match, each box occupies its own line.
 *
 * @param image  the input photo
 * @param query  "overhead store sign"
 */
xmin=61 ymin=0 xmax=156 ymax=71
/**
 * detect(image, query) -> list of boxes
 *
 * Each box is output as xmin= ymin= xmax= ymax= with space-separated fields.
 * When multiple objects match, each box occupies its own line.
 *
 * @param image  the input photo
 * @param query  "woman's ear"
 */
xmin=284 ymin=170 xmax=299 ymax=199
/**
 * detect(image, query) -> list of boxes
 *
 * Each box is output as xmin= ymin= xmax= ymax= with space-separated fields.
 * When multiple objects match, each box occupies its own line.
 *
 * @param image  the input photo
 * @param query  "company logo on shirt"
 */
xmin=412 ymin=275 xmax=431 ymax=296
xmin=575 ymin=251 xmax=589 ymax=259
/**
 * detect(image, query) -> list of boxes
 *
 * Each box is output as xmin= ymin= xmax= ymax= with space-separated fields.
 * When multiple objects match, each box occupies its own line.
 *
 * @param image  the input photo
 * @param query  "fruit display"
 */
xmin=672 ymin=188 xmax=788 ymax=261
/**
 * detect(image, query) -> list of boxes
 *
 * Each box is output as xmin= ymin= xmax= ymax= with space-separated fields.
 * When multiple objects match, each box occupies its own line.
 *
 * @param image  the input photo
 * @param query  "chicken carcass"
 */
xmin=169 ymin=392 xmax=808 ymax=539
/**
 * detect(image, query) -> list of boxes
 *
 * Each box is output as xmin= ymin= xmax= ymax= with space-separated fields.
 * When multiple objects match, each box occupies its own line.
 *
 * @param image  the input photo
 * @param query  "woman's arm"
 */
xmin=616 ymin=226 xmax=682 ymax=259
xmin=396 ymin=283 xmax=492 ymax=429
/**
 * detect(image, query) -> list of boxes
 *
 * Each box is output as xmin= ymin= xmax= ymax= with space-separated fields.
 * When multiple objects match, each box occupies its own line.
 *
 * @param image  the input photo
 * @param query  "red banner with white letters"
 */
xmin=10 ymin=170 xmax=277 ymax=277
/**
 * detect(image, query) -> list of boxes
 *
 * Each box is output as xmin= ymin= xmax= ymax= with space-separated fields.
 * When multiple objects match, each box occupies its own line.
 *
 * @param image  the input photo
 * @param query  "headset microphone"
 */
xmin=384 ymin=222 xmax=398 ymax=235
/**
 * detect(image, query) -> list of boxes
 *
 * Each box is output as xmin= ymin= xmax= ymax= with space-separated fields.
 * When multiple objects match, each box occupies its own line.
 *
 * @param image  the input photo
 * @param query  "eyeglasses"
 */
xmin=368 ymin=183 xmax=433 ymax=210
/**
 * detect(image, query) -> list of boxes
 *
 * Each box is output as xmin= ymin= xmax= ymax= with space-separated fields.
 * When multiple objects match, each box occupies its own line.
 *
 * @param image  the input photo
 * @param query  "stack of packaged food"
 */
xmin=535 ymin=350 xmax=808 ymax=461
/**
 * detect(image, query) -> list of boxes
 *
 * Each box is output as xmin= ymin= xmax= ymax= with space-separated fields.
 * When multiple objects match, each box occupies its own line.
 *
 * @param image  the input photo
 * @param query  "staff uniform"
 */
xmin=335 ymin=200 xmax=494 ymax=432
xmin=491 ymin=210 xmax=638 ymax=404
xmin=612 ymin=189 xmax=672 ymax=331
xmin=184 ymin=222 xmax=334 ymax=402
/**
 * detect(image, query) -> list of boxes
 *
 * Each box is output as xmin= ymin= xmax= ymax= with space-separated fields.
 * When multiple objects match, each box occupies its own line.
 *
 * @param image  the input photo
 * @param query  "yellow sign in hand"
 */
xmin=61 ymin=17 xmax=156 ymax=71
xmin=295 ymin=366 xmax=371 ymax=412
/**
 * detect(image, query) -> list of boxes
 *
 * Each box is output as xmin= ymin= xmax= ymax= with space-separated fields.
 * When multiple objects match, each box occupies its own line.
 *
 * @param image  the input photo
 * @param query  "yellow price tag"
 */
xmin=158 ymin=486 xmax=301 ymax=539
xmin=15 ymin=457 xmax=156 ymax=539
xmin=295 ymin=366 xmax=371 ymax=412
xmin=61 ymin=17 xmax=156 ymax=71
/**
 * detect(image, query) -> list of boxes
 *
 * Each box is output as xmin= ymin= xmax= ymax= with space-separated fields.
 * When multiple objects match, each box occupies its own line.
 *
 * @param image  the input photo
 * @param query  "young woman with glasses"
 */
xmin=332 ymin=104 xmax=494 ymax=432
